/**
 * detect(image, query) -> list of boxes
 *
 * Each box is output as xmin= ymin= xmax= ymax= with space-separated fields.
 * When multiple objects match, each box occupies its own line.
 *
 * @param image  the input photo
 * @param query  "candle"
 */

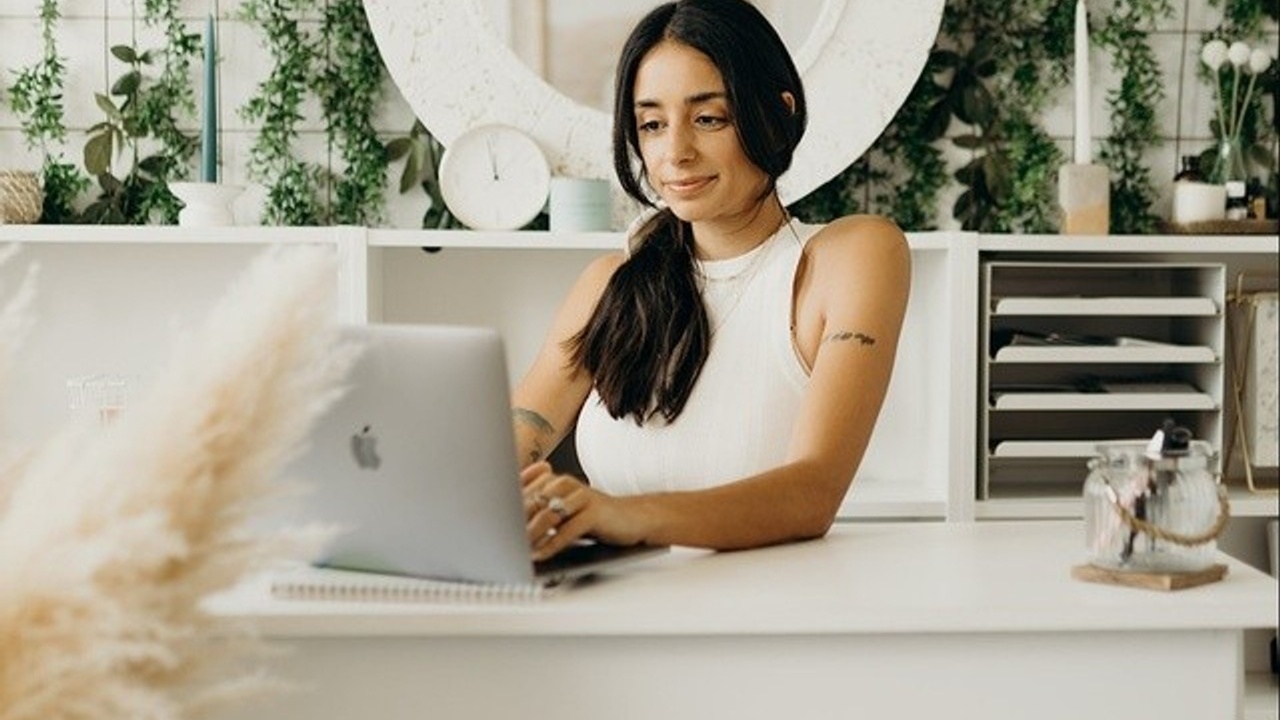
xmin=201 ymin=13 xmax=217 ymax=183
xmin=1073 ymin=0 xmax=1091 ymax=165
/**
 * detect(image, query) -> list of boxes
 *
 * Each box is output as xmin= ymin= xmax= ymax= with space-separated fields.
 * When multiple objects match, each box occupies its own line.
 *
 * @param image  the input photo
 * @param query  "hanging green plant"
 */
xmin=5 ymin=0 xmax=89 ymax=223
xmin=871 ymin=59 xmax=950 ymax=230
xmin=798 ymin=0 xmax=1071 ymax=233
xmin=1095 ymin=0 xmax=1172 ymax=235
xmin=317 ymin=0 xmax=388 ymax=225
xmin=239 ymin=0 xmax=325 ymax=225
xmin=136 ymin=0 xmax=201 ymax=218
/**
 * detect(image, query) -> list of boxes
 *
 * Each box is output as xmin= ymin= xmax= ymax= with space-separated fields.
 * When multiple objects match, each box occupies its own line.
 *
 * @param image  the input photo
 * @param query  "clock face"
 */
xmin=438 ymin=124 xmax=551 ymax=231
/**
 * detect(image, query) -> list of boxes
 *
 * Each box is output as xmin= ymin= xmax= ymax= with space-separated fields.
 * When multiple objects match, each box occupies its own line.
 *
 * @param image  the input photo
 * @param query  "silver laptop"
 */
xmin=282 ymin=323 xmax=666 ymax=587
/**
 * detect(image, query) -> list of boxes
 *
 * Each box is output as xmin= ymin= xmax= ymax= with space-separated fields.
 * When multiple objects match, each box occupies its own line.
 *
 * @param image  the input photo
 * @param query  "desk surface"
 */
xmin=208 ymin=520 xmax=1278 ymax=638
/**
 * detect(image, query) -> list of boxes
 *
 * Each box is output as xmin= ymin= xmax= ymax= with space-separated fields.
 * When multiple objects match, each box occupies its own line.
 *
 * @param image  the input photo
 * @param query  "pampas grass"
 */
xmin=0 ymin=244 xmax=358 ymax=719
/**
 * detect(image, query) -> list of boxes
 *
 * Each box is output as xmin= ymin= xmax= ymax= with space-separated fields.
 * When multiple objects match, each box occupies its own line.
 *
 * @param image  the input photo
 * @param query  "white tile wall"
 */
xmin=0 ymin=0 xmax=1275 ymax=228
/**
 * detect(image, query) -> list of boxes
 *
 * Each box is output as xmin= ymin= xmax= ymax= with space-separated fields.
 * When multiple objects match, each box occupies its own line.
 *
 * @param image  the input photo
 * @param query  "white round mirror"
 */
xmin=364 ymin=0 xmax=944 ymax=205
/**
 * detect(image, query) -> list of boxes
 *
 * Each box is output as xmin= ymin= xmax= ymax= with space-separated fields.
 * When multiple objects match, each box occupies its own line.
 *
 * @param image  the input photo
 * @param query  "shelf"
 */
xmin=993 ymin=345 xmax=1217 ymax=364
xmin=992 ymin=391 xmax=1217 ymax=411
xmin=993 ymin=296 xmax=1218 ymax=316
xmin=366 ymin=229 xmax=964 ymax=251
xmin=0 ymin=224 xmax=340 ymax=245
xmin=991 ymin=440 xmax=1102 ymax=458
xmin=978 ymin=234 xmax=1280 ymax=254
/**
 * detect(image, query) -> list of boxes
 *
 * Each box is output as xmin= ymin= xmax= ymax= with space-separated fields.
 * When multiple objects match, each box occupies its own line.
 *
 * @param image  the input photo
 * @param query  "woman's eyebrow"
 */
xmin=634 ymin=90 xmax=728 ymax=110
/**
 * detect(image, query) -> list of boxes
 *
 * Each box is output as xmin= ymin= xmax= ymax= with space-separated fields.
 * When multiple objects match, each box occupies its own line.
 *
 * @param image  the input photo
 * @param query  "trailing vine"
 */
xmin=1095 ymin=0 xmax=1172 ymax=234
xmin=317 ymin=0 xmax=388 ymax=226
xmin=795 ymin=0 xmax=1072 ymax=233
xmin=239 ymin=0 xmax=326 ymax=225
xmin=5 ymin=0 xmax=88 ymax=223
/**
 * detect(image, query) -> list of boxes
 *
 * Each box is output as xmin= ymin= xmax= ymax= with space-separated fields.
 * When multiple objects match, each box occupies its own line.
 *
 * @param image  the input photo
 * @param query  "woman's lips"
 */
xmin=664 ymin=176 xmax=715 ymax=195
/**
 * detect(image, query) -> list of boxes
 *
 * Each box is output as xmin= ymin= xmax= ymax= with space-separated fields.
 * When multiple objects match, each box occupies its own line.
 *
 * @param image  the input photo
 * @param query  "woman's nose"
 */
xmin=666 ymin=125 xmax=696 ymax=164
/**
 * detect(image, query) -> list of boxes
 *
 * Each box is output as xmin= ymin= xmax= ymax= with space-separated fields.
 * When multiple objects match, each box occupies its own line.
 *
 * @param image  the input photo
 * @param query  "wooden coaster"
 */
xmin=1071 ymin=563 xmax=1228 ymax=591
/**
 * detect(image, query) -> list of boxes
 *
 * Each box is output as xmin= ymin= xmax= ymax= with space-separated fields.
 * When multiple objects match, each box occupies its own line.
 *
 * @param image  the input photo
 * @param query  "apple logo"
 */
xmin=350 ymin=425 xmax=382 ymax=470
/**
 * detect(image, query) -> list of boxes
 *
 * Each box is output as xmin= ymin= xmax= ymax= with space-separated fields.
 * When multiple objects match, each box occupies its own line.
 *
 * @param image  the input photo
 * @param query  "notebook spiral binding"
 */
xmin=270 ymin=566 xmax=548 ymax=603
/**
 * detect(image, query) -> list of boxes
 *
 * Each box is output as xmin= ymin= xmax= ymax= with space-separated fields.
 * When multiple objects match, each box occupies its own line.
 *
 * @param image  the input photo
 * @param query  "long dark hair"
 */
xmin=568 ymin=0 xmax=807 ymax=425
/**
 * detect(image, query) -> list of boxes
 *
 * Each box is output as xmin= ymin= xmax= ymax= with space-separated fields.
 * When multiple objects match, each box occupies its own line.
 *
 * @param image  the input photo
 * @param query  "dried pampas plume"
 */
xmin=0 ymin=244 xmax=359 ymax=719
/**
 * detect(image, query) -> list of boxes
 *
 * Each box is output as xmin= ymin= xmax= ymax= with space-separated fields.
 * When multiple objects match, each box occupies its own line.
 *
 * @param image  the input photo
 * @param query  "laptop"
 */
xmin=279 ymin=323 xmax=667 ymax=588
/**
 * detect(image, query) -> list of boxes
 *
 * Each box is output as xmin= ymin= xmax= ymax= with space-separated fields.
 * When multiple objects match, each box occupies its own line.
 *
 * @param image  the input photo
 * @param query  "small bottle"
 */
xmin=1174 ymin=155 xmax=1203 ymax=183
xmin=1225 ymin=181 xmax=1248 ymax=221
xmin=1245 ymin=178 xmax=1264 ymax=220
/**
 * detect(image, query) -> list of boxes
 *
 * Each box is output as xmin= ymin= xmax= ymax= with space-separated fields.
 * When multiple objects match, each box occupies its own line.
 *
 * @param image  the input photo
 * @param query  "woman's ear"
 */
xmin=781 ymin=91 xmax=797 ymax=115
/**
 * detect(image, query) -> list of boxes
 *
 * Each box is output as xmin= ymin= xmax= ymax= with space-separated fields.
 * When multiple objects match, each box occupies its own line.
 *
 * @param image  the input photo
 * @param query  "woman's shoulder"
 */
xmin=803 ymin=214 xmax=909 ymax=268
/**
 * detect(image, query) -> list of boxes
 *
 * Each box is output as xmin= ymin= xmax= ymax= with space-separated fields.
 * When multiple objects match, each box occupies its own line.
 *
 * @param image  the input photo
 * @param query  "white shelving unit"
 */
xmin=0 ymin=225 xmax=972 ymax=522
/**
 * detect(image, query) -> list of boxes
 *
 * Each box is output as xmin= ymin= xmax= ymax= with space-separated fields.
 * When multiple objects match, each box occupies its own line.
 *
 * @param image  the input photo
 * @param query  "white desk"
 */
xmin=209 ymin=521 xmax=1277 ymax=720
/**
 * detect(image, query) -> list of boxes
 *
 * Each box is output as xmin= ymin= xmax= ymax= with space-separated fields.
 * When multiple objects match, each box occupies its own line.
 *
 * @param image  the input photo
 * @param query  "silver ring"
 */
xmin=547 ymin=496 xmax=569 ymax=519
xmin=544 ymin=526 xmax=558 ymax=539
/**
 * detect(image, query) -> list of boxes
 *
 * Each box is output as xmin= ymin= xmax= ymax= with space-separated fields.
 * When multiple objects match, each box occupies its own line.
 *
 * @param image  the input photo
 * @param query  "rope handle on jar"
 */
xmin=1104 ymin=483 xmax=1231 ymax=547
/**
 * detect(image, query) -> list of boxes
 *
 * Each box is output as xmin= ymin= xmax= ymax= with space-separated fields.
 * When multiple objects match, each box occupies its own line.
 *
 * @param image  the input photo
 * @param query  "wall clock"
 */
xmin=438 ymin=124 xmax=551 ymax=231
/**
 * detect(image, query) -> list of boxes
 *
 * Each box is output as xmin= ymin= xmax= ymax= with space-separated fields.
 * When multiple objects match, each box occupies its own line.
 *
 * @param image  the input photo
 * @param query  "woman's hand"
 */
xmin=521 ymin=462 xmax=646 ymax=561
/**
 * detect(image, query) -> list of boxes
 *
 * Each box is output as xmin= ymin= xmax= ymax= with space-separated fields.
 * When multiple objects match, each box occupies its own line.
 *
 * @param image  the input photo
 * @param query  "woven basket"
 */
xmin=0 ymin=170 xmax=43 ymax=224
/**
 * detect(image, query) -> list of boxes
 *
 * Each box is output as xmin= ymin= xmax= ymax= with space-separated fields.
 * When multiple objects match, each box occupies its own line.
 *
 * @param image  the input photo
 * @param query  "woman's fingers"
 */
xmin=525 ymin=476 xmax=593 ymax=554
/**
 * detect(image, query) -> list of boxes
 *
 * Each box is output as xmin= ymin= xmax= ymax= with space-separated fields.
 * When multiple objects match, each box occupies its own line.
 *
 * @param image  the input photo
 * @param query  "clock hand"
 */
xmin=487 ymin=136 xmax=499 ymax=181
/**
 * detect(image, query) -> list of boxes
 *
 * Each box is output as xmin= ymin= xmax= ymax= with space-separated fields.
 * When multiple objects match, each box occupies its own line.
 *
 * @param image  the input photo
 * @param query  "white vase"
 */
xmin=168 ymin=181 xmax=244 ymax=227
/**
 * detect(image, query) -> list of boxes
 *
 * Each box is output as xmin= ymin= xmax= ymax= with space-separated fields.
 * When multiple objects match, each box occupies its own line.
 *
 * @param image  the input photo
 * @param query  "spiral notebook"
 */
xmin=268 ymin=323 xmax=667 ymax=603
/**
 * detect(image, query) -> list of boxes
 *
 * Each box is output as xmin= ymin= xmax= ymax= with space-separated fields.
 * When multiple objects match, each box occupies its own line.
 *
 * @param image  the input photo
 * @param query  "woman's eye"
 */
xmin=695 ymin=115 xmax=728 ymax=129
xmin=637 ymin=119 xmax=663 ymax=133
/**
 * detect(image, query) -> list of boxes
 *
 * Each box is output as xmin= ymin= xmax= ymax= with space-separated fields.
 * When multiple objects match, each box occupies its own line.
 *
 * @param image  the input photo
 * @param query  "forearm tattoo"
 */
xmin=513 ymin=407 xmax=557 ymax=463
xmin=823 ymin=330 xmax=876 ymax=346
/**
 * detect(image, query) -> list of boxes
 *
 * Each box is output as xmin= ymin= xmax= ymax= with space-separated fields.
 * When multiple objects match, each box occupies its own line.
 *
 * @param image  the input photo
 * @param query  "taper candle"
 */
xmin=201 ymin=13 xmax=217 ymax=183
xmin=1073 ymin=0 xmax=1091 ymax=165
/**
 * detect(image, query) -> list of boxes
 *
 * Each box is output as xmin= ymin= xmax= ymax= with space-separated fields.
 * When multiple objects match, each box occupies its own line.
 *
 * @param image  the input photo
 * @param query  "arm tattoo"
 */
xmin=513 ymin=407 xmax=557 ymax=464
xmin=513 ymin=407 xmax=557 ymax=436
xmin=823 ymin=330 xmax=877 ymax=346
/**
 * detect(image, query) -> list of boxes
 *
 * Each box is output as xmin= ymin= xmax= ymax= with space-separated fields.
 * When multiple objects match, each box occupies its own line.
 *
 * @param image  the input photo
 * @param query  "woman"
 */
xmin=512 ymin=0 xmax=910 ymax=561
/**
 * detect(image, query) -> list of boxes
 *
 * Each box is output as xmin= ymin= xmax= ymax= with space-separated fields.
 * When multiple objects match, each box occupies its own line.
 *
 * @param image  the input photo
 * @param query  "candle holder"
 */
xmin=1058 ymin=163 xmax=1110 ymax=236
xmin=168 ymin=181 xmax=244 ymax=227
xmin=549 ymin=177 xmax=612 ymax=232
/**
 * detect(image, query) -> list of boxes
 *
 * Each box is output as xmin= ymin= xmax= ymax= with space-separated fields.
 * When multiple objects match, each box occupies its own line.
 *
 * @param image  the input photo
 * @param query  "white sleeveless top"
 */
xmin=575 ymin=220 xmax=821 ymax=495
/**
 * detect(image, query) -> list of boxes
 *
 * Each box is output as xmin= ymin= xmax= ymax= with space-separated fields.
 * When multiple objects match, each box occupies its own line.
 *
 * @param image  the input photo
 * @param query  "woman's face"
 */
xmin=632 ymin=40 xmax=771 ymax=225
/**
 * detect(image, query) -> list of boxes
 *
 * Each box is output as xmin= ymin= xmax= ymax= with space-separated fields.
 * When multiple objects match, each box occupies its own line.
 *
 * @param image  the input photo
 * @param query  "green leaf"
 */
xmin=385 ymin=137 xmax=412 ymax=162
xmin=399 ymin=150 xmax=422 ymax=194
xmin=960 ymin=83 xmax=994 ymax=127
xmin=94 ymin=93 xmax=123 ymax=123
xmin=84 ymin=132 xmax=113 ymax=175
xmin=922 ymin=100 xmax=952 ymax=141
xmin=110 ymin=45 xmax=138 ymax=64
xmin=139 ymin=154 xmax=168 ymax=176
xmin=952 ymin=134 xmax=985 ymax=150
xmin=98 ymin=172 xmax=123 ymax=194
xmin=112 ymin=70 xmax=141 ymax=97
xmin=931 ymin=49 xmax=961 ymax=68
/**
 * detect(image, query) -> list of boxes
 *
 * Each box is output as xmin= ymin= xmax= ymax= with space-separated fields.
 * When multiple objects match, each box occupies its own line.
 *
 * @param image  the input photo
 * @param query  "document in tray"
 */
xmin=1099 ymin=381 xmax=1201 ymax=394
xmin=994 ymin=329 xmax=1179 ymax=351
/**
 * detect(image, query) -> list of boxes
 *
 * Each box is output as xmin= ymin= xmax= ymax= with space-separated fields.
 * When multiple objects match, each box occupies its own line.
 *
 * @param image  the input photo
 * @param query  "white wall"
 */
xmin=0 ymin=0 xmax=1276 ymax=228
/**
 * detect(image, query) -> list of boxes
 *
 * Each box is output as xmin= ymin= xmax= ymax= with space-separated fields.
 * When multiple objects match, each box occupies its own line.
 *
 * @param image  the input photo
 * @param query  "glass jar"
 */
xmin=1210 ymin=136 xmax=1249 ymax=220
xmin=1083 ymin=427 xmax=1228 ymax=573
